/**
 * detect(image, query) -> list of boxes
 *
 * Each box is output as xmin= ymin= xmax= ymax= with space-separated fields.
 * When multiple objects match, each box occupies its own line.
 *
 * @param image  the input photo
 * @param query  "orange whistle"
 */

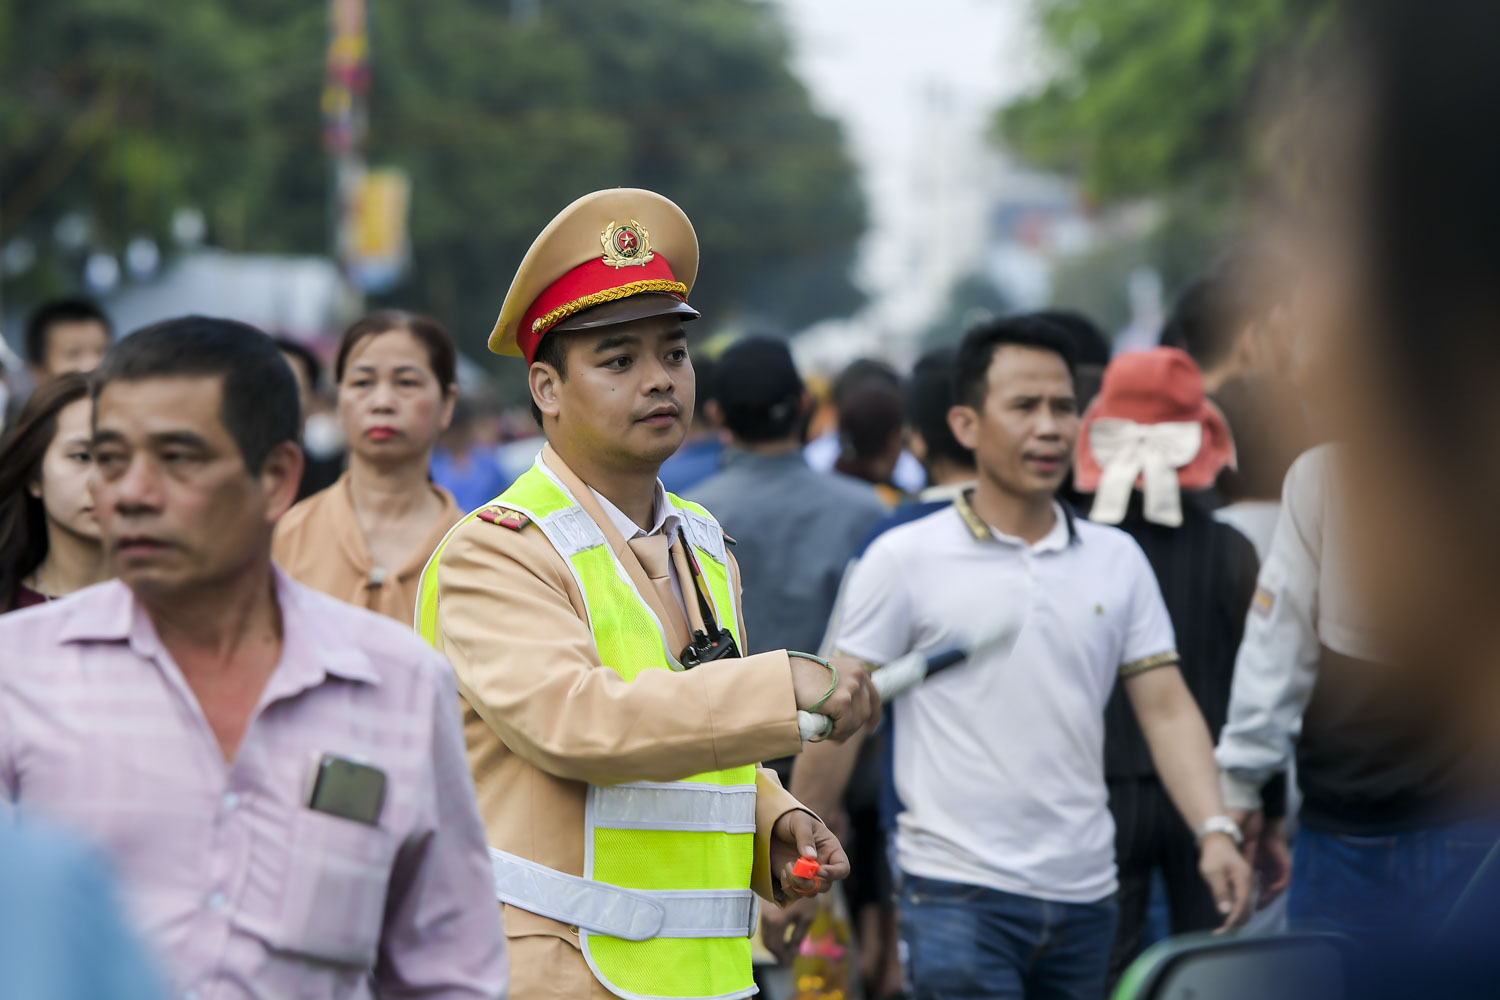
xmin=792 ymin=856 xmax=821 ymax=880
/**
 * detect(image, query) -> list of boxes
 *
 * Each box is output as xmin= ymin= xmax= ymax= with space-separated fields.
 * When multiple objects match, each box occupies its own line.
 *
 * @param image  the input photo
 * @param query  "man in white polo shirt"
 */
xmin=789 ymin=314 xmax=1251 ymax=1000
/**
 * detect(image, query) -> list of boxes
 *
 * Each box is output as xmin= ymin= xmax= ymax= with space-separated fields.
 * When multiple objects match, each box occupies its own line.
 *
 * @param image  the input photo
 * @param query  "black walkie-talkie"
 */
xmin=676 ymin=528 xmax=741 ymax=669
xmin=681 ymin=625 xmax=740 ymax=668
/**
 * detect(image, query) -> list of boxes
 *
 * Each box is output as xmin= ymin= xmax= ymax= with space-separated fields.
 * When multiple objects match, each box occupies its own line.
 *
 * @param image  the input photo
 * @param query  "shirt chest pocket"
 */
xmin=243 ymin=806 xmax=398 ymax=968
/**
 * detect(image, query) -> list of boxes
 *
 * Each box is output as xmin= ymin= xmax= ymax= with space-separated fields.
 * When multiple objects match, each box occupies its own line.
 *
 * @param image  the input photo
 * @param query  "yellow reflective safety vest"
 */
xmin=415 ymin=460 xmax=758 ymax=1000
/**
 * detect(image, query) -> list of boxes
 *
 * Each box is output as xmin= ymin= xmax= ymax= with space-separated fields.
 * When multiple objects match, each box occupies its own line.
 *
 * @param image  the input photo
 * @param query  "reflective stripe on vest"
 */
xmin=488 ymin=849 xmax=757 ymax=941
xmin=594 ymin=781 xmax=757 ymax=833
xmin=415 ymin=457 xmax=757 ymax=1000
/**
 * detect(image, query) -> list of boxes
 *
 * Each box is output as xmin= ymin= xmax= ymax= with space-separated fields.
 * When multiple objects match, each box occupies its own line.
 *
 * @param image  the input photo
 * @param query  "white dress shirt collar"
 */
xmin=589 ymin=479 xmax=681 ymax=541
xmin=535 ymin=450 xmax=681 ymax=542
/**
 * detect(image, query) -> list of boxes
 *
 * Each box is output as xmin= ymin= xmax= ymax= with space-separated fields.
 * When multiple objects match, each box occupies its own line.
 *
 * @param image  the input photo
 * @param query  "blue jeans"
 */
xmin=1288 ymin=820 xmax=1498 ymax=940
xmin=900 ymin=873 xmax=1118 ymax=1000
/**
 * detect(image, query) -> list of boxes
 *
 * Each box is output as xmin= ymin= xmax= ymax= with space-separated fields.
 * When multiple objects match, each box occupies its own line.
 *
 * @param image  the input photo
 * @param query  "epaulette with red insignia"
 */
xmin=722 ymin=531 xmax=737 ymax=547
xmin=475 ymin=505 xmax=531 ymax=531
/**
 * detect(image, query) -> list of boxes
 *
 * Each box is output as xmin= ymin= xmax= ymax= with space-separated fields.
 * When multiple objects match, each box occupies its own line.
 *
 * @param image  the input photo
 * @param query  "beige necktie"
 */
xmin=627 ymin=534 xmax=692 ymax=650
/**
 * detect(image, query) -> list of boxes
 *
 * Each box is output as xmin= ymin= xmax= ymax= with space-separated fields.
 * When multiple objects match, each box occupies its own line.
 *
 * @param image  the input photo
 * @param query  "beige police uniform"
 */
xmin=426 ymin=188 xmax=829 ymax=998
xmin=430 ymin=442 xmax=810 ymax=999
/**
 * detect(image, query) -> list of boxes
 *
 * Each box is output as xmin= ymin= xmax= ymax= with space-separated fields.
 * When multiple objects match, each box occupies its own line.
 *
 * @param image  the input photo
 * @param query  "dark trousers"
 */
xmin=900 ymin=873 xmax=1117 ymax=1000
xmin=1106 ymin=778 xmax=1220 ymax=985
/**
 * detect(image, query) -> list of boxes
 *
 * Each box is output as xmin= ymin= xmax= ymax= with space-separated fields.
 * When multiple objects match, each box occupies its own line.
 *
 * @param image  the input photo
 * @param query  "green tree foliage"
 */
xmin=997 ymin=0 xmax=1336 ymax=204
xmin=1 ymin=0 xmax=865 ymax=355
xmin=0 ymin=0 xmax=329 ymax=281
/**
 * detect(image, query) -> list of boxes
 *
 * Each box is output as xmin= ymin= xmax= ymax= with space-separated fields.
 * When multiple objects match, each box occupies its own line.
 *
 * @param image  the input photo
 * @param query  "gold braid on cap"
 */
xmin=530 ymin=279 xmax=689 ymax=334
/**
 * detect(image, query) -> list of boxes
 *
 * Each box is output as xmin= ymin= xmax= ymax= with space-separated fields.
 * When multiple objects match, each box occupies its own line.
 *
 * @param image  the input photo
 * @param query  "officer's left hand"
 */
xmin=771 ymin=809 xmax=849 ymax=899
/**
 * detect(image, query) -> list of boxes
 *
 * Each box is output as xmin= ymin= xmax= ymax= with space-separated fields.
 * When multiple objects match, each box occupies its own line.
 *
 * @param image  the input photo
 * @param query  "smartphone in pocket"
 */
xmin=306 ymin=754 xmax=387 ymax=826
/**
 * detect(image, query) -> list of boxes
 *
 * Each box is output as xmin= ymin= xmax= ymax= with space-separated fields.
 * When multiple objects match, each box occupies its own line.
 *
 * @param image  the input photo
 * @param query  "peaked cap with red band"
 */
xmin=489 ymin=188 xmax=700 ymax=362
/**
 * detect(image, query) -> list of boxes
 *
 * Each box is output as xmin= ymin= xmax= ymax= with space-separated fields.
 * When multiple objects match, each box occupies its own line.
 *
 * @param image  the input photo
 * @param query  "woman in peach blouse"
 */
xmin=273 ymin=310 xmax=463 ymax=624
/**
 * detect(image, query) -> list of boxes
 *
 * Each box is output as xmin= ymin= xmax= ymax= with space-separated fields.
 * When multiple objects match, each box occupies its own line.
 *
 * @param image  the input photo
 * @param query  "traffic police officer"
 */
xmin=415 ymin=188 xmax=878 ymax=1000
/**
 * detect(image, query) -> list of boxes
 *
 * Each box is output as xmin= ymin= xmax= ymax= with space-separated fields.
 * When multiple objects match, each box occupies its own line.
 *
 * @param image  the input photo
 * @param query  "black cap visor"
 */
xmin=551 ymin=292 xmax=700 ymax=333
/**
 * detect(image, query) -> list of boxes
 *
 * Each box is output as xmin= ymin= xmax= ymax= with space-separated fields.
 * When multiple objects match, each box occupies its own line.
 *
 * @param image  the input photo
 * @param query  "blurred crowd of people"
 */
xmin=6 ymin=2 xmax=1500 ymax=999
xmin=1 ymin=241 xmax=1486 ymax=1000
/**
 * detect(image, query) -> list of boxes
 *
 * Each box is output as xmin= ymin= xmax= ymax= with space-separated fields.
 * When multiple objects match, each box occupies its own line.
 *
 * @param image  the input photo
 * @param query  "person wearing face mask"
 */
xmin=272 ymin=310 xmax=463 ymax=624
xmin=273 ymin=336 xmax=346 ymax=502
xmin=0 ymin=371 xmax=108 ymax=612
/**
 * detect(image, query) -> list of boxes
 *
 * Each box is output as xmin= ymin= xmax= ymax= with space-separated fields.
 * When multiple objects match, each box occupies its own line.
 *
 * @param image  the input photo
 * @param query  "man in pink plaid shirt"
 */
xmin=0 ymin=316 xmax=507 ymax=1000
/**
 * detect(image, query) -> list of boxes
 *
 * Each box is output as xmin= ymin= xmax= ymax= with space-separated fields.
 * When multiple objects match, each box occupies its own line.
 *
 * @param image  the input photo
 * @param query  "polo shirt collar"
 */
xmin=953 ymin=489 xmax=1079 ymax=552
xmin=918 ymin=480 xmax=976 ymax=503
xmin=56 ymin=568 xmax=381 ymax=687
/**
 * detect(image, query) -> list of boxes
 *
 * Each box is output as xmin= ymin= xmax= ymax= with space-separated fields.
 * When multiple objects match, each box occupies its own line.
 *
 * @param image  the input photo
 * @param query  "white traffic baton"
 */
xmin=796 ymin=621 xmax=1021 ymax=741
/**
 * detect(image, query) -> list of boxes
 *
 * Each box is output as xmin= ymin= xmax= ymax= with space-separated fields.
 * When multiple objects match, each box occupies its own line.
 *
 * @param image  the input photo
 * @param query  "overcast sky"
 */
xmin=768 ymin=0 xmax=1044 ymax=351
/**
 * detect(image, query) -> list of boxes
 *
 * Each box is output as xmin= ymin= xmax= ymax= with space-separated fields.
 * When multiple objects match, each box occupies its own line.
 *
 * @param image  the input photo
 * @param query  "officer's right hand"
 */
xmin=791 ymin=654 xmax=879 ymax=741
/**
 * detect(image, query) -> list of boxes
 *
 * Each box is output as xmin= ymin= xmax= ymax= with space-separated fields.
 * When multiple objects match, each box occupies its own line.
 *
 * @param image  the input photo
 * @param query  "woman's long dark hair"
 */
xmin=0 ymin=372 xmax=92 ymax=611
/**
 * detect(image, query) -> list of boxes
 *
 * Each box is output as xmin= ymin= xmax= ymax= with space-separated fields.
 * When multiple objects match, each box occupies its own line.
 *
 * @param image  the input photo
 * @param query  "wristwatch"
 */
xmin=1194 ymin=815 xmax=1244 ymax=847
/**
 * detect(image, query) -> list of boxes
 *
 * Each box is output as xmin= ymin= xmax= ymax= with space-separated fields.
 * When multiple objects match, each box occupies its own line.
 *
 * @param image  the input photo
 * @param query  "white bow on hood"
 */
xmin=1086 ymin=418 xmax=1204 ymax=527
